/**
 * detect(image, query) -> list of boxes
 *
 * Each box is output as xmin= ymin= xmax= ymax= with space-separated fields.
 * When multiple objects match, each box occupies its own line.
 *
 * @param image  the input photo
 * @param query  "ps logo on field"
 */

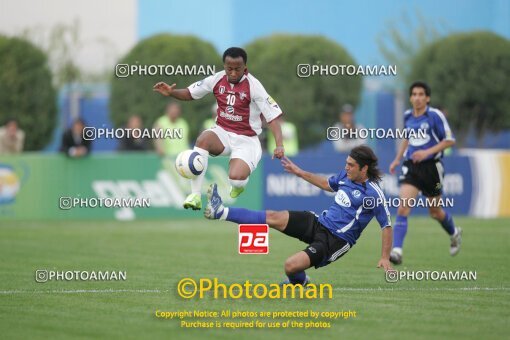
xmin=239 ymin=224 xmax=269 ymax=254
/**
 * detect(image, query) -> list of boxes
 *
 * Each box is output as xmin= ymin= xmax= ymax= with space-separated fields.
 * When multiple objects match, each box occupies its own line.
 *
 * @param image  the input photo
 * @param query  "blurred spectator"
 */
xmin=332 ymin=104 xmax=366 ymax=152
xmin=267 ymin=117 xmax=299 ymax=156
xmin=153 ymin=101 xmax=190 ymax=157
xmin=118 ymin=115 xmax=149 ymax=151
xmin=60 ymin=118 xmax=91 ymax=158
xmin=201 ymin=103 xmax=218 ymax=132
xmin=0 ymin=118 xmax=25 ymax=154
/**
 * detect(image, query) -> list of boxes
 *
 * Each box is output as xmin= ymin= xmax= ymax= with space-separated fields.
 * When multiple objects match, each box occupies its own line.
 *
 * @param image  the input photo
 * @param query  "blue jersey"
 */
xmin=318 ymin=170 xmax=391 ymax=246
xmin=404 ymin=106 xmax=455 ymax=161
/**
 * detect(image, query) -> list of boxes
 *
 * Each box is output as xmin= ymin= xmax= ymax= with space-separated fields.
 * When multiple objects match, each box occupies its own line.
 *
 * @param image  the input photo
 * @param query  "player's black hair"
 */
xmin=223 ymin=47 xmax=248 ymax=64
xmin=349 ymin=145 xmax=382 ymax=183
xmin=409 ymin=81 xmax=431 ymax=97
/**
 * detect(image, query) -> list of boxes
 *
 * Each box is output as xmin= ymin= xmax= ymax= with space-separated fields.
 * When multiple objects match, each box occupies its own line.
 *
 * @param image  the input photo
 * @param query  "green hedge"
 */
xmin=409 ymin=31 xmax=510 ymax=141
xmin=245 ymin=34 xmax=362 ymax=147
xmin=0 ymin=36 xmax=56 ymax=150
xmin=110 ymin=34 xmax=221 ymax=140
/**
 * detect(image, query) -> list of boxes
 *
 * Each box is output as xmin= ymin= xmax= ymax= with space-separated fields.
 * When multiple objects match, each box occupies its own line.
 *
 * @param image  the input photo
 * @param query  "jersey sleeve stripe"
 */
xmin=431 ymin=108 xmax=456 ymax=141
xmin=368 ymin=182 xmax=391 ymax=221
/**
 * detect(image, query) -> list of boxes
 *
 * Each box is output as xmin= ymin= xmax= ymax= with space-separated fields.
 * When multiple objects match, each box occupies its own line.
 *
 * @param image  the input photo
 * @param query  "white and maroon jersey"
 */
xmin=187 ymin=70 xmax=283 ymax=136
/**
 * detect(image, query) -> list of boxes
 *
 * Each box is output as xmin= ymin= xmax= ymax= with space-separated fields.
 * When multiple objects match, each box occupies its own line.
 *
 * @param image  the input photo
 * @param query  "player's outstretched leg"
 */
xmin=205 ymin=186 xmax=314 ymax=286
xmin=204 ymin=183 xmax=265 ymax=222
xmin=183 ymin=146 xmax=209 ymax=210
xmin=204 ymin=183 xmax=227 ymax=220
xmin=205 ymin=183 xmax=297 ymax=230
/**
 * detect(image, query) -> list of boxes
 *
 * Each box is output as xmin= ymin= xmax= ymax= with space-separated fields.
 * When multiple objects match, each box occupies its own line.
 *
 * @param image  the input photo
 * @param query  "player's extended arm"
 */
xmin=389 ymin=139 xmax=409 ymax=174
xmin=411 ymin=139 xmax=455 ymax=163
xmin=281 ymin=157 xmax=333 ymax=192
xmin=377 ymin=227 xmax=393 ymax=271
xmin=153 ymin=82 xmax=193 ymax=101
xmin=267 ymin=117 xmax=284 ymax=159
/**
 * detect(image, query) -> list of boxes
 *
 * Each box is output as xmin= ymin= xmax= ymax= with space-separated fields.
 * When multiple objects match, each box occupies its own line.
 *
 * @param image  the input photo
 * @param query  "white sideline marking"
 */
xmin=332 ymin=287 xmax=510 ymax=292
xmin=0 ymin=287 xmax=508 ymax=295
xmin=0 ymin=289 xmax=166 ymax=294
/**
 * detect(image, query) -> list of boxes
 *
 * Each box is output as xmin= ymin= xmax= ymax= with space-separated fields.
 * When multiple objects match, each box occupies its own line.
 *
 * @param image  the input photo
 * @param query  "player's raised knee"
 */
xmin=228 ymin=173 xmax=249 ymax=181
xmin=195 ymin=133 xmax=210 ymax=149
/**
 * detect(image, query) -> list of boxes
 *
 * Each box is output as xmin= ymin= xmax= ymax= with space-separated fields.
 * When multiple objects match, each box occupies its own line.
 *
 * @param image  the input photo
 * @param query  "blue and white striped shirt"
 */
xmin=318 ymin=170 xmax=391 ymax=246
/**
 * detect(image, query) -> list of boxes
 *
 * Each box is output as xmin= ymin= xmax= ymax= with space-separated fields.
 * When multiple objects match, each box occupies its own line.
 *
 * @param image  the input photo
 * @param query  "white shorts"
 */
xmin=208 ymin=125 xmax=262 ymax=173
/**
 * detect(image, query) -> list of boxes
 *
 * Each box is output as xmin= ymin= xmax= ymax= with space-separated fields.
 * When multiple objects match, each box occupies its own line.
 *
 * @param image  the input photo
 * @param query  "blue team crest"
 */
xmin=352 ymin=190 xmax=361 ymax=198
xmin=335 ymin=190 xmax=351 ymax=207
xmin=420 ymin=122 xmax=429 ymax=130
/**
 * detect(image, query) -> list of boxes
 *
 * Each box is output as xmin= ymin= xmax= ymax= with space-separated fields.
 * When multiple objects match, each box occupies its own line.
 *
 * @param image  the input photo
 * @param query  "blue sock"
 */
xmin=287 ymin=271 xmax=306 ymax=284
xmin=440 ymin=211 xmax=456 ymax=235
xmin=393 ymin=215 xmax=408 ymax=248
xmin=226 ymin=207 xmax=266 ymax=224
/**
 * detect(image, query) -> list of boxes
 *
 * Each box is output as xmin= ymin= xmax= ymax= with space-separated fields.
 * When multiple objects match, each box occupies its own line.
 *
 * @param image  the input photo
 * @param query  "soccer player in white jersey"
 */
xmin=154 ymin=47 xmax=284 ymax=210
xmin=205 ymin=146 xmax=393 ymax=285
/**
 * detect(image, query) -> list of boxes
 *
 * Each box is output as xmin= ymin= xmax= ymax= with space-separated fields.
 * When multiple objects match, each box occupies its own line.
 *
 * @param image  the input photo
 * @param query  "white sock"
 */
xmin=451 ymin=227 xmax=459 ymax=239
xmin=191 ymin=146 xmax=209 ymax=194
xmin=392 ymin=247 xmax=403 ymax=255
xmin=229 ymin=178 xmax=249 ymax=189
xmin=220 ymin=207 xmax=229 ymax=220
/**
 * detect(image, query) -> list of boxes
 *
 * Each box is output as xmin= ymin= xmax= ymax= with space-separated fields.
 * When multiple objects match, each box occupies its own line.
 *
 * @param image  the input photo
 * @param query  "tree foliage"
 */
xmin=245 ymin=34 xmax=362 ymax=147
xmin=110 ymin=34 xmax=221 ymax=139
xmin=377 ymin=9 xmax=448 ymax=89
xmin=409 ymin=31 xmax=510 ymax=142
xmin=0 ymin=35 xmax=57 ymax=150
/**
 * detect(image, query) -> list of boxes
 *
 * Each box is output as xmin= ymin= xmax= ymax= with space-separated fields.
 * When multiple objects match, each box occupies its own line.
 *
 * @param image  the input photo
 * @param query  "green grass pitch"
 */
xmin=1 ymin=217 xmax=509 ymax=339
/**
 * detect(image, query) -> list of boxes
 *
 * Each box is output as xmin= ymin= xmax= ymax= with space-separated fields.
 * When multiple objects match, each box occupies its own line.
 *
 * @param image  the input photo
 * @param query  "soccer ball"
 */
xmin=175 ymin=150 xmax=205 ymax=179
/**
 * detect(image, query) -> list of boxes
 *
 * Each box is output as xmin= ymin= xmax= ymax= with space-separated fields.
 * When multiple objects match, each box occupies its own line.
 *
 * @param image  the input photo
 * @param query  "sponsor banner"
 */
xmin=263 ymin=153 xmax=479 ymax=216
xmin=459 ymin=149 xmax=510 ymax=217
xmin=0 ymin=153 xmax=261 ymax=220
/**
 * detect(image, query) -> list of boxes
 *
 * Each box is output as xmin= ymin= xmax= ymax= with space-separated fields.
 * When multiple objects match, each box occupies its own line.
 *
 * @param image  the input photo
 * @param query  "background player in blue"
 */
xmin=205 ymin=145 xmax=393 ymax=285
xmin=389 ymin=81 xmax=462 ymax=265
